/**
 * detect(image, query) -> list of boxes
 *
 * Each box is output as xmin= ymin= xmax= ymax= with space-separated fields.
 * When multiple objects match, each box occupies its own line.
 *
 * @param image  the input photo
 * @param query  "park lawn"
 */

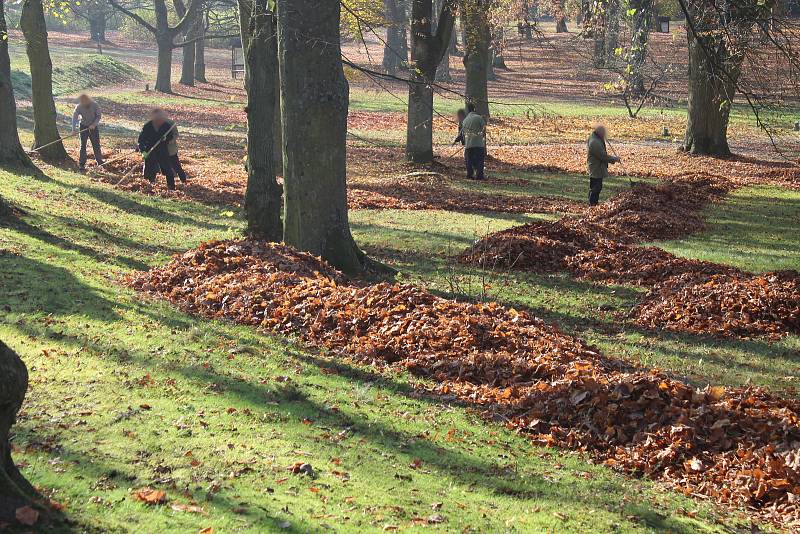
xmin=0 ymin=165 xmax=737 ymax=533
xmin=349 ymin=184 xmax=800 ymax=393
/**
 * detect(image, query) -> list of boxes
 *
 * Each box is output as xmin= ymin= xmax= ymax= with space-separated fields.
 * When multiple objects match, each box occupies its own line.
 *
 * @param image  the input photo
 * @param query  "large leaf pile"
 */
xmin=459 ymin=178 xmax=729 ymax=270
xmin=459 ymin=178 xmax=800 ymax=339
xmin=126 ymin=239 xmax=800 ymax=527
xmin=635 ymin=270 xmax=800 ymax=339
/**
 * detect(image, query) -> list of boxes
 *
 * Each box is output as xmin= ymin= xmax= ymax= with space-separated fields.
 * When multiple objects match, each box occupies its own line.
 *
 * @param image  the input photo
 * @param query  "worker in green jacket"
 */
xmin=462 ymin=103 xmax=487 ymax=180
xmin=587 ymin=124 xmax=620 ymax=206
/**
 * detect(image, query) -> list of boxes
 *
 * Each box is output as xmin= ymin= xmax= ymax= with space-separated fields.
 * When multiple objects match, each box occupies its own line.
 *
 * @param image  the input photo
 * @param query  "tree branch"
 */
xmin=107 ymin=0 xmax=157 ymax=34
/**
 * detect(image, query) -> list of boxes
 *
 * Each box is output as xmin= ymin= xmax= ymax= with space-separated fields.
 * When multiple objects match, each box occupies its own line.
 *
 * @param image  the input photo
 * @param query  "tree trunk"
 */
xmin=554 ymin=0 xmax=568 ymax=32
xmin=20 ymin=0 xmax=69 ymax=162
xmin=405 ymin=0 xmax=455 ymax=162
xmin=683 ymin=30 xmax=735 ymax=155
xmin=463 ymin=0 xmax=490 ymax=117
xmin=195 ymin=12 xmax=207 ymax=82
xmin=238 ymin=0 xmax=252 ymax=87
xmin=277 ymin=0 xmax=366 ymax=274
xmin=178 ymin=2 xmax=197 ymax=85
xmin=0 ymin=0 xmax=34 ymax=168
xmin=627 ymin=0 xmax=653 ymax=96
xmin=155 ymin=35 xmax=174 ymax=92
xmin=433 ymin=0 xmax=451 ymax=81
xmin=0 ymin=341 xmax=36 ymax=525
xmin=604 ymin=0 xmax=621 ymax=65
xmin=406 ymin=80 xmax=435 ymax=162
xmin=244 ymin=0 xmax=282 ymax=240
xmin=89 ymin=1 xmax=107 ymax=43
xmin=383 ymin=0 xmax=406 ymax=74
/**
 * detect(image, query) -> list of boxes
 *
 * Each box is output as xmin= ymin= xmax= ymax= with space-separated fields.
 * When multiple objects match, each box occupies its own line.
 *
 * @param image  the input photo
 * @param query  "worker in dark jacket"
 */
xmin=587 ymin=124 xmax=620 ymax=206
xmin=138 ymin=109 xmax=177 ymax=190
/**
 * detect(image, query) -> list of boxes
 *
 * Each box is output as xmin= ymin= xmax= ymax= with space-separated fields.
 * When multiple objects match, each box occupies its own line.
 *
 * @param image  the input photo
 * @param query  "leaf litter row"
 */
xmin=126 ymin=239 xmax=800 ymax=528
xmin=83 ymin=148 xmax=582 ymax=215
xmin=459 ymin=177 xmax=800 ymax=339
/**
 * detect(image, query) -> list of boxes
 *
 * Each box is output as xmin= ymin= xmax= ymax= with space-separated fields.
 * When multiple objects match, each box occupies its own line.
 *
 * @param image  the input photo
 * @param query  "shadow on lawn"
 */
xmin=9 ymin=312 xmax=708 ymax=534
xmin=17 ymin=166 xmax=232 ymax=232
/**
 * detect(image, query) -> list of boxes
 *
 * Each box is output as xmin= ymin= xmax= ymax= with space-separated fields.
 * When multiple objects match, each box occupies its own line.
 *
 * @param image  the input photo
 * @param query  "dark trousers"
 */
xmin=144 ymin=149 xmax=176 ymax=189
xmin=589 ymin=177 xmax=604 ymax=206
xmin=169 ymin=154 xmax=187 ymax=182
xmin=79 ymin=126 xmax=103 ymax=168
xmin=465 ymin=147 xmax=486 ymax=180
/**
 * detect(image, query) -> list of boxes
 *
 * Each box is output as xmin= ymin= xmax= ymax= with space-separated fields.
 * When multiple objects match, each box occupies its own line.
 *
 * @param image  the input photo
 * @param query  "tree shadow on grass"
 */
xmin=13 ymin=166 xmax=232 ymax=232
xmin=8 ymin=315 xmax=710 ymax=534
xmin=0 ymin=252 xmax=122 ymax=322
xmin=1 ymin=215 xmax=150 ymax=272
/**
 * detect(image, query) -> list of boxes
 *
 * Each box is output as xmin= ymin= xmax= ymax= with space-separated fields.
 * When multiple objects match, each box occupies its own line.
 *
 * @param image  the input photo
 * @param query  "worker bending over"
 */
xmin=587 ymin=124 xmax=620 ymax=206
xmin=138 ymin=109 xmax=177 ymax=190
xmin=462 ymin=103 xmax=486 ymax=180
xmin=72 ymin=94 xmax=104 ymax=172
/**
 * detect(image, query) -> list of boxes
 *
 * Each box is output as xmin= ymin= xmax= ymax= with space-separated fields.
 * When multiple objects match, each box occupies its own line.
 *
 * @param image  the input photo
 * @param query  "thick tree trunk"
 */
xmin=244 ymin=0 xmax=282 ymax=240
xmin=155 ymin=35 xmax=174 ymax=92
xmin=554 ymin=0 xmax=568 ymax=32
xmin=627 ymin=0 xmax=652 ymax=96
xmin=383 ymin=0 xmax=407 ymax=74
xmin=405 ymin=0 xmax=455 ymax=162
xmin=463 ymin=0 xmax=490 ymax=117
xmin=277 ymin=0 xmax=366 ymax=274
xmin=195 ymin=13 xmax=207 ymax=82
xmin=0 ymin=1 xmax=34 ymax=168
xmin=684 ymin=32 xmax=735 ymax=155
xmin=0 ymin=341 xmax=36 ymax=525
xmin=178 ymin=3 xmax=197 ymax=86
xmin=406 ymin=80 xmax=435 ymax=162
xmin=89 ymin=7 xmax=107 ymax=43
xmin=20 ymin=0 xmax=69 ymax=162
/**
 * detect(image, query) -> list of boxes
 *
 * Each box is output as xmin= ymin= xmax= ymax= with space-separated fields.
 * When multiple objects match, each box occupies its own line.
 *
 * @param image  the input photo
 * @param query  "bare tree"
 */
xmin=243 ymin=0 xmax=281 ymax=239
xmin=109 ymin=0 xmax=201 ymax=92
xmin=20 ymin=0 xmax=69 ymax=162
xmin=0 ymin=0 xmax=33 ymax=167
xmin=463 ymin=0 xmax=491 ymax=116
xmin=405 ymin=0 xmax=456 ymax=163
xmin=277 ymin=0 xmax=369 ymax=273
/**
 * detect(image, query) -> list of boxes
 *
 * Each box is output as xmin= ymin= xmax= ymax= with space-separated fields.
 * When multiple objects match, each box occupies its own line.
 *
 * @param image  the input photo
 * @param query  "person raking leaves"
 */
xmin=462 ymin=102 xmax=487 ymax=180
xmin=138 ymin=109 xmax=178 ymax=190
xmin=587 ymin=124 xmax=621 ymax=206
xmin=72 ymin=94 xmax=104 ymax=173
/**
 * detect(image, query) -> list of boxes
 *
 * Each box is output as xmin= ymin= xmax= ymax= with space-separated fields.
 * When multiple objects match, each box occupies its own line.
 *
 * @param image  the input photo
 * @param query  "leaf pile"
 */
xmin=566 ymin=242 xmax=740 ymax=286
xmin=348 ymin=173 xmax=582 ymax=215
xmin=634 ymin=270 xmax=800 ymax=339
xmin=459 ymin=178 xmax=728 ymax=271
xmin=126 ymin=239 xmax=800 ymax=528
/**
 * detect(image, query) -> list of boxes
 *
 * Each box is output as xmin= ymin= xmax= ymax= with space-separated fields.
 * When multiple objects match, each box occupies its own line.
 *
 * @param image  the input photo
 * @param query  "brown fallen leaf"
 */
xmin=15 ymin=505 xmax=39 ymax=526
xmin=133 ymin=487 xmax=167 ymax=505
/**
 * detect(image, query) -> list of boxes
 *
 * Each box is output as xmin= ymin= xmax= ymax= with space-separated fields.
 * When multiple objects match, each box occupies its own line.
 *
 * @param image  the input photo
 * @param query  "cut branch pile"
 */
xmin=126 ymin=239 xmax=800 ymax=528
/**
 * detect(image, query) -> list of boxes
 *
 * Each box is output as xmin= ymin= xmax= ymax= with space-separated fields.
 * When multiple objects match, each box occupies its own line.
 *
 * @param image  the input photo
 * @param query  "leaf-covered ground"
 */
xmin=3 ymin=33 xmax=800 ymax=532
xmin=0 ymin=166 xmax=732 ymax=533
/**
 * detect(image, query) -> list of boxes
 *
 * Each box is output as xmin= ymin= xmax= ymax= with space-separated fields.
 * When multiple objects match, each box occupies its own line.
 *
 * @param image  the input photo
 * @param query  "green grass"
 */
xmin=349 ymin=179 xmax=800 ymax=394
xmin=10 ymin=55 xmax=142 ymax=100
xmin=659 ymin=185 xmax=800 ymax=273
xmin=0 ymin=166 xmax=734 ymax=533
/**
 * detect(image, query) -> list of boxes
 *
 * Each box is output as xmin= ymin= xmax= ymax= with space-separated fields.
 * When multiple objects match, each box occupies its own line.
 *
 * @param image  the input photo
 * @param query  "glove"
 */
xmin=141 ymin=150 xmax=149 ymax=160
